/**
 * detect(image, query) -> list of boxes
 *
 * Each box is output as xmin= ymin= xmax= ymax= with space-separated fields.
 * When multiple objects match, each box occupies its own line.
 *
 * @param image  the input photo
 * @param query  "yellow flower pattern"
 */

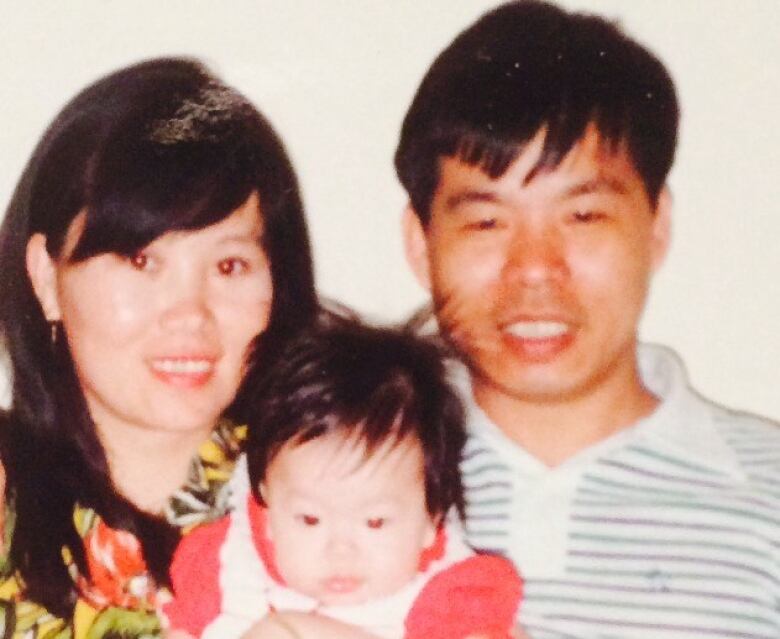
xmin=0 ymin=420 xmax=245 ymax=639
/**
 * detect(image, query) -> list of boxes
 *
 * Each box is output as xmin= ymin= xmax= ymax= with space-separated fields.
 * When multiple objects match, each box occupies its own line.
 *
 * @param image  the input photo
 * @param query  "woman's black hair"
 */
xmin=395 ymin=0 xmax=679 ymax=222
xmin=0 ymin=57 xmax=317 ymax=615
xmin=244 ymin=317 xmax=466 ymax=522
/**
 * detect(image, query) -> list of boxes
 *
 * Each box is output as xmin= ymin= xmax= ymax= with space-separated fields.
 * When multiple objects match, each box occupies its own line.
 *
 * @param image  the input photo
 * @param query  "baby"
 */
xmin=163 ymin=320 xmax=522 ymax=638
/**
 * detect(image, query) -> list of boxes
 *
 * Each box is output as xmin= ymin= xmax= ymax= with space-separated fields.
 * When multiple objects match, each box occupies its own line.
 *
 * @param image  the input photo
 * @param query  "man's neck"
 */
xmin=472 ymin=367 xmax=659 ymax=468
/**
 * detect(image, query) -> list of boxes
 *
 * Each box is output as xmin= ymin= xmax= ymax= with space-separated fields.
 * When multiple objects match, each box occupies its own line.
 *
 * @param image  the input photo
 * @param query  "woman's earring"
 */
xmin=49 ymin=320 xmax=60 ymax=345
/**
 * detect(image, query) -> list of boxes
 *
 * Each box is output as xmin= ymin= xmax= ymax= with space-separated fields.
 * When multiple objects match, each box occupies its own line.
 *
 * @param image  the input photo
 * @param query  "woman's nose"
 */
xmin=158 ymin=268 xmax=214 ymax=332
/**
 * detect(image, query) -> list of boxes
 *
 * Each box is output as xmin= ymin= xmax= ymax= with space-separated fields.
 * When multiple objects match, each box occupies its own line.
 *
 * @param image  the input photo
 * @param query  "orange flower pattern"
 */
xmin=0 ymin=419 xmax=245 ymax=639
xmin=78 ymin=519 xmax=156 ymax=610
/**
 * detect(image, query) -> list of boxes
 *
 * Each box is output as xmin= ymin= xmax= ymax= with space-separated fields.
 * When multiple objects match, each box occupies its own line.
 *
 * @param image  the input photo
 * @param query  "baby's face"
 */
xmin=261 ymin=433 xmax=437 ymax=606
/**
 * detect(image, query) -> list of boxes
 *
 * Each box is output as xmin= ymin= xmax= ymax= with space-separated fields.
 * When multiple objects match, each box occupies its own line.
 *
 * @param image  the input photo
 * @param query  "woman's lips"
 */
xmin=149 ymin=357 xmax=216 ymax=388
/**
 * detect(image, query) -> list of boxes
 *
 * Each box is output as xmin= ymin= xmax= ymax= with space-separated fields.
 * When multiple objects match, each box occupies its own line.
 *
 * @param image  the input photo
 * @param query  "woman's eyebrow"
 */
xmin=215 ymin=230 xmax=265 ymax=245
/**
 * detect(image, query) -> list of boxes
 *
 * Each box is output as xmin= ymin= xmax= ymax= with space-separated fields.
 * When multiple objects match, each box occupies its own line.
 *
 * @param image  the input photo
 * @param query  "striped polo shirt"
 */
xmin=459 ymin=344 xmax=780 ymax=638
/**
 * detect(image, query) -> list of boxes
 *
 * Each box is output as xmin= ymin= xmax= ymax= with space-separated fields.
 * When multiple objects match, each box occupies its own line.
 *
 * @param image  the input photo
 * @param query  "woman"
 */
xmin=0 ymin=57 xmax=351 ymax=638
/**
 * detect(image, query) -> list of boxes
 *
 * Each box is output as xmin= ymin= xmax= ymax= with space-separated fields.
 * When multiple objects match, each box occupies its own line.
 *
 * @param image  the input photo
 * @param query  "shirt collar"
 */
xmin=452 ymin=344 xmax=745 ymax=480
xmin=634 ymin=343 xmax=745 ymax=480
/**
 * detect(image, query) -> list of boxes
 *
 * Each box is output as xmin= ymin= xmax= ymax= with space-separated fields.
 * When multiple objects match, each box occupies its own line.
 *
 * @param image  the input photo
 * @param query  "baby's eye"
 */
xmin=217 ymin=257 xmax=249 ymax=276
xmin=366 ymin=517 xmax=386 ymax=530
xmin=299 ymin=514 xmax=320 ymax=527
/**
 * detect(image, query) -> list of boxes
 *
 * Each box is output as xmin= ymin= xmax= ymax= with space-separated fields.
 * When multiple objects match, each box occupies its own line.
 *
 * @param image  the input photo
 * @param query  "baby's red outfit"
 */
xmin=163 ymin=491 xmax=522 ymax=639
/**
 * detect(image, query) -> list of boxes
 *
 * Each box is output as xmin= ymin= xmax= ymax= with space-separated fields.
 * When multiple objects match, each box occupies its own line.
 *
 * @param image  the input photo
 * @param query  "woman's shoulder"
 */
xmin=0 ymin=500 xmax=72 ymax=639
xmin=0 ymin=419 xmax=246 ymax=638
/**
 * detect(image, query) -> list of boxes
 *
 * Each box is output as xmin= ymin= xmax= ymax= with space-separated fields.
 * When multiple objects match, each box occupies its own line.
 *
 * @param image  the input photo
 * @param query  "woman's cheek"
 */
xmin=220 ymin=271 xmax=274 ymax=336
xmin=58 ymin=267 xmax=148 ymax=344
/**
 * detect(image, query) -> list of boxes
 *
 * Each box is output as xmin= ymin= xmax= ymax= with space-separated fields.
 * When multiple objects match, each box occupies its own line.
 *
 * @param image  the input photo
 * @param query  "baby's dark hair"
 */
xmin=244 ymin=317 xmax=466 ymax=520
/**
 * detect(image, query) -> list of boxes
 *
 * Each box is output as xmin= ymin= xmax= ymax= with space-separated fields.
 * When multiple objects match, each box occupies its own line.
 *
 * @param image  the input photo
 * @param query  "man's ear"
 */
xmin=402 ymin=205 xmax=432 ymax=290
xmin=26 ymin=233 xmax=62 ymax=321
xmin=650 ymin=186 xmax=672 ymax=271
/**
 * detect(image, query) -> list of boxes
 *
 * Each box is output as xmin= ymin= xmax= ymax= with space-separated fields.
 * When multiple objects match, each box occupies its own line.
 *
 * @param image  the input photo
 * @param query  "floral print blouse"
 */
xmin=0 ymin=420 xmax=245 ymax=638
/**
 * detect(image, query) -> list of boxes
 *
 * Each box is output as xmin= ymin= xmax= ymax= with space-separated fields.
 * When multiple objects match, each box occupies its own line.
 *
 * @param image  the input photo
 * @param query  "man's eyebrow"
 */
xmin=444 ymin=189 xmax=500 ymax=210
xmin=564 ymin=176 xmax=628 ymax=197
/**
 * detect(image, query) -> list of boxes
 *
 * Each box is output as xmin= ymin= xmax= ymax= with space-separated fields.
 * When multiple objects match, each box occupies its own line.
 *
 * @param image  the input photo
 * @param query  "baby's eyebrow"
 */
xmin=359 ymin=497 xmax=401 ymax=510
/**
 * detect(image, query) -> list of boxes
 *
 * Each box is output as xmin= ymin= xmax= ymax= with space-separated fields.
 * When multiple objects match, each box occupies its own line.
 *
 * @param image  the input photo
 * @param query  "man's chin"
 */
xmin=469 ymin=360 xmax=595 ymax=407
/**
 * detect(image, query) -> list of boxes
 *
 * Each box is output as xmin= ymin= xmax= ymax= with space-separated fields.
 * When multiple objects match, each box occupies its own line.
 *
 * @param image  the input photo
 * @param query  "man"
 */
xmin=396 ymin=1 xmax=780 ymax=637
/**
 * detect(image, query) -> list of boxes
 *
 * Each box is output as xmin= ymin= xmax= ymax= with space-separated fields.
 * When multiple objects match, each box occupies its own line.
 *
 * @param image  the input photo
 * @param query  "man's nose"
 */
xmin=501 ymin=223 xmax=568 ymax=287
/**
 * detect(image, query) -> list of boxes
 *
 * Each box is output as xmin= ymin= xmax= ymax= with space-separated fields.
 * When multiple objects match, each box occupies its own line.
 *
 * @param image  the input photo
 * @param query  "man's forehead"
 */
xmin=439 ymin=127 xmax=636 ymax=190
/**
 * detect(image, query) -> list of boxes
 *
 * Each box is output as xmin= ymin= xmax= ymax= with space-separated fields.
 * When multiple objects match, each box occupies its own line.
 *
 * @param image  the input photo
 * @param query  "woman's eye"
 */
xmin=366 ymin=517 xmax=386 ymax=530
xmin=217 ymin=257 xmax=249 ymax=276
xmin=300 ymin=514 xmax=320 ymax=527
xmin=128 ymin=252 xmax=151 ymax=271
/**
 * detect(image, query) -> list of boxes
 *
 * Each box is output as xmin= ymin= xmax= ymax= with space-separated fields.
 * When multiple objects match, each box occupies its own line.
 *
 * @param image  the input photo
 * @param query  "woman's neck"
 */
xmin=98 ymin=424 xmax=212 ymax=513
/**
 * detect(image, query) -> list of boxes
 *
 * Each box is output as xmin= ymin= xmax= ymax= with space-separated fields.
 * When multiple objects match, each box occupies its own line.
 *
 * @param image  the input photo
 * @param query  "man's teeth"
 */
xmin=505 ymin=321 xmax=569 ymax=339
xmin=152 ymin=359 xmax=213 ymax=374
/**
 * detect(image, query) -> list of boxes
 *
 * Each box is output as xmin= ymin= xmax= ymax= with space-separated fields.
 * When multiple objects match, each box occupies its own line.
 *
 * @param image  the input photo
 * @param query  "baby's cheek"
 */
xmin=383 ymin=538 xmax=425 ymax=582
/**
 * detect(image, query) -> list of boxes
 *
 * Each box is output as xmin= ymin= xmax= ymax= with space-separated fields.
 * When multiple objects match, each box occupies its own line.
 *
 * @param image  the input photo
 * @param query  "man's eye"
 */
xmin=217 ymin=257 xmax=249 ymax=276
xmin=467 ymin=218 xmax=498 ymax=231
xmin=366 ymin=517 xmax=386 ymax=529
xmin=572 ymin=210 xmax=605 ymax=223
xmin=299 ymin=514 xmax=320 ymax=526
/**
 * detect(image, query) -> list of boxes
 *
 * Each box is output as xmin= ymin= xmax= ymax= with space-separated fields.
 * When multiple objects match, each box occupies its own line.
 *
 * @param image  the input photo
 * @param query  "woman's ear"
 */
xmin=26 ymin=233 xmax=62 ymax=321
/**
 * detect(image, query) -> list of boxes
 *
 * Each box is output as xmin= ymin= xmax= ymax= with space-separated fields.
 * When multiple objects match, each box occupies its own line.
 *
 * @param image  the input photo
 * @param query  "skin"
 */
xmin=167 ymin=609 xmax=383 ymax=639
xmin=231 ymin=436 xmax=513 ymax=639
xmin=26 ymin=192 xmax=273 ymax=510
xmin=238 ymin=615 xmax=528 ymax=639
xmin=239 ymin=613 xmax=380 ymax=639
xmin=261 ymin=435 xmax=437 ymax=606
xmin=405 ymin=126 xmax=671 ymax=466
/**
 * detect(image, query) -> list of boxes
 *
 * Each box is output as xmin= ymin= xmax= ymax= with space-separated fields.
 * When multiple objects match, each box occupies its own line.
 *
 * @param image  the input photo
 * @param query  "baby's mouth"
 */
xmin=321 ymin=576 xmax=363 ymax=595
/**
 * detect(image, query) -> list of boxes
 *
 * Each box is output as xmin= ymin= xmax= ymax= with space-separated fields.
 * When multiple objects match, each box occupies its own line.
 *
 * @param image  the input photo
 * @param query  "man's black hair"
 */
xmin=395 ymin=0 xmax=679 ymax=222
xmin=243 ymin=318 xmax=466 ymax=520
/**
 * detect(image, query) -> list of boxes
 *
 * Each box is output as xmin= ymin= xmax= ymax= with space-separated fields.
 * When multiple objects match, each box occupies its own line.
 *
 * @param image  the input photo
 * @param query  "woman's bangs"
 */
xmin=69 ymin=140 xmax=256 ymax=261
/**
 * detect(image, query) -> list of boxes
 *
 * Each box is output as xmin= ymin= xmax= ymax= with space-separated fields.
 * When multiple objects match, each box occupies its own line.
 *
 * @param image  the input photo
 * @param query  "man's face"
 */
xmin=405 ymin=126 xmax=670 ymax=409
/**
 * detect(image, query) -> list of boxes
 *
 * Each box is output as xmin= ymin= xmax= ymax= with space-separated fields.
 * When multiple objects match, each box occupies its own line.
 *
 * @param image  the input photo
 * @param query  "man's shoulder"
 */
xmin=705 ymin=399 xmax=780 ymax=475
xmin=634 ymin=343 xmax=779 ymax=463
xmin=707 ymin=398 xmax=780 ymax=433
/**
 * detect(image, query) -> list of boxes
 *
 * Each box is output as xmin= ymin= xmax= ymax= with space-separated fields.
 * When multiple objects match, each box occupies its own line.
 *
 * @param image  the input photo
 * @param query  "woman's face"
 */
xmin=27 ymin=192 xmax=273 ymax=443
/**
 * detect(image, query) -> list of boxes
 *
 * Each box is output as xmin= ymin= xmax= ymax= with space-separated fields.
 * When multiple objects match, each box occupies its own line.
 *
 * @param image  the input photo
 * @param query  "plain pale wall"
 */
xmin=1 ymin=1 xmax=778 ymax=421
